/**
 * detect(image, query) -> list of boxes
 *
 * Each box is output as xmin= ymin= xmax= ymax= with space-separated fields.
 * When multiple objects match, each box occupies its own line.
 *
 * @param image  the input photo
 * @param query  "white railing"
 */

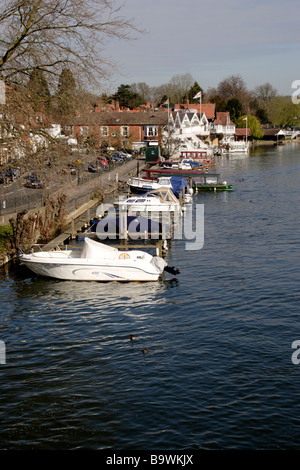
xmin=210 ymin=124 xmax=235 ymax=135
xmin=176 ymin=126 xmax=209 ymax=137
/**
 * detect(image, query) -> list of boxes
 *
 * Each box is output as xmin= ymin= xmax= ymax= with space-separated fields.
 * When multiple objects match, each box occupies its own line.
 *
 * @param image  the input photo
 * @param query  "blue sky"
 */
xmin=103 ymin=0 xmax=299 ymax=95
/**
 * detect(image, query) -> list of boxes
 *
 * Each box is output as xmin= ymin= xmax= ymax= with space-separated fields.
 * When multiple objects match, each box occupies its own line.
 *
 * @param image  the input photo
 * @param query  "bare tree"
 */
xmin=151 ymin=73 xmax=195 ymax=106
xmin=168 ymin=73 xmax=194 ymax=104
xmin=217 ymin=75 xmax=247 ymax=100
xmin=0 ymin=0 xmax=141 ymax=88
xmin=253 ymin=82 xmax=277 ymax=109
xmin=217 ymin=74 xmax=250 ymax=113
xmin=0 ymin=0 xmax=141 ymax=166
xmin=130 ymin=82 xmax=153 ymax=104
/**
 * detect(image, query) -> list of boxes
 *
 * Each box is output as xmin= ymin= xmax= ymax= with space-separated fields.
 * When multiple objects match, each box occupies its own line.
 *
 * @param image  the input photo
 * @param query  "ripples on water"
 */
xmin=0 ymin=144 xmax=300 ymax=450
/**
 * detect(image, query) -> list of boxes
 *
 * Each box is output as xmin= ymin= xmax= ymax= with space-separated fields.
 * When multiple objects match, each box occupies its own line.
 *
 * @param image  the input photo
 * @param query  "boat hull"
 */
xmin=193 ymin=184 xmax=232 ymax=191
xmin=129 ymin=185 xmax=155 ymax=194
xmin=21 ymin=257 xmax=162 ymax=281
xmin=19 ymin=241 xmax=165 ymax=281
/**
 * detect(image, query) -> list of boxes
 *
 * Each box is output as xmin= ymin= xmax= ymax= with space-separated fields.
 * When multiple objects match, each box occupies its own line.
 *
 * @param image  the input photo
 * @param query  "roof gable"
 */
xmin=174 ymin=103 xmax=215 ymax=119
xmin=214 ymin=112 xmax=234 ymax=126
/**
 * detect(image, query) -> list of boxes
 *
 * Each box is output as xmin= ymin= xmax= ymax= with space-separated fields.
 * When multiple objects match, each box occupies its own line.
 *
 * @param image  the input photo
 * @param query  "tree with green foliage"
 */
xmin=56 ymin=68 xmax=77 ymax=117
xmin=207 ymin=93 xmax=227 ymax=112
xmin=109 ymin=84 xmax=145 ymax=109
xmin=188 ymin=82 xmax=204 ymax=103
xmin=158 ymin=94 xmax=169 ymax=108
xmin=237 ymin=115 xmax=264 ymax=140
xmin=27 ymin=68 xmax=51 ymax=111
xmin=268 ymin=97 xmax=300 ymax=128
xmin=226 ymin=98 xmax=242 ymax=124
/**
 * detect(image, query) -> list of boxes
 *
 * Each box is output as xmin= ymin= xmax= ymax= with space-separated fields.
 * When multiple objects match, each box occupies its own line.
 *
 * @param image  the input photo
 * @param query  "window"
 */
xmin=121 ymin=126 xmax=129 ymax=137
xmin=147 ymin=126 xmax=158 ymax=137
xmin=81 ymin=126 xmax=88 ymax=137
xmin=101 ymin=126 xmax=108 ymax=137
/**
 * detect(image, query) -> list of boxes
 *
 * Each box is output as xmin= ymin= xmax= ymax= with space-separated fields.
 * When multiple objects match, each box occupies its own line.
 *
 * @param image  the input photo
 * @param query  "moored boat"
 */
xmin=127 ymin=175 xmax=193 ymax=204
xmin=221 ymin=140 xmax=249 ymax=154
xmin=115 ymin=187 xmax=182 ymax=214
xmin=192 ymin=173 xmax=232 ymax=191
xmin=18 ymin=237 xmax=176 ymax=281
xmin=127 ymin=176 xmax=172 ymax=194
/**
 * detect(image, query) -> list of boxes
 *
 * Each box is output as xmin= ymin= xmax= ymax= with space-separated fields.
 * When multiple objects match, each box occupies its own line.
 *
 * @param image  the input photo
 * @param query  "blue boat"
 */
xmin=89 ymin=214 xmax=171 ymax=239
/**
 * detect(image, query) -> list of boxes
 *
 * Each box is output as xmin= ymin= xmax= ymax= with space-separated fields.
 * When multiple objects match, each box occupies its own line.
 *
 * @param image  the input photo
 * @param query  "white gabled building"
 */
xmin=210 ymin=111 xmax=235 ymax=137
xmin=162 ymin=110 xmax=212 ymax=157
xmin=173 ymin=111 xmax=210 ymax=138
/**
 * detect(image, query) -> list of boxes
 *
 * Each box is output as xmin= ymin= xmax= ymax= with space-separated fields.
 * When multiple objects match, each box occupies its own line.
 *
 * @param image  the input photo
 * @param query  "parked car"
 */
xmin=110 ymin=153 xmax=124 ymax=163
xmin=96 ymin=156 xmax=109 ymax=167
xmin=24 ymin=174 xmax=44 ymax=189
xmin=4 ymin=167 xmax=20 ymax=182
xmin=88 ymin=163 xmax=105 ymax=173
xmin=119 ymin=150 xmax=132 ymax=159
xmin=88 ymin=163 xmax=98 ymax=173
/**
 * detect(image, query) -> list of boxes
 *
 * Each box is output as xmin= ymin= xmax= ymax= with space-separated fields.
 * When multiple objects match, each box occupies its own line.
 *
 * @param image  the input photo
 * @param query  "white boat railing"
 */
xmin=18 ymin=243 xmax=73 ymax=255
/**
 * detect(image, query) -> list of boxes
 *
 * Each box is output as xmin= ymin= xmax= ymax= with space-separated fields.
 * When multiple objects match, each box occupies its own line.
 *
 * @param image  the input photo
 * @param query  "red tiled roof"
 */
xmin=214 ymin=112 xmax=234 ymax=126
xmin=236 ymin=128 xmax=251 ymax=136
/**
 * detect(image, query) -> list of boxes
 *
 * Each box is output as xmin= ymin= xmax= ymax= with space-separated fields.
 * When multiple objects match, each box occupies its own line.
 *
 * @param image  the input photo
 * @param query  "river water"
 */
xmin=0 ymin=143 xmax=299 ymax=450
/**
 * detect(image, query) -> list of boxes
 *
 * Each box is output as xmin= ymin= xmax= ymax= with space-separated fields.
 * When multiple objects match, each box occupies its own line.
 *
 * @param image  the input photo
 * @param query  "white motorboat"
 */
xmin=127 ymin=176 xmax=172 ymax=193
xmin=115 ymin=188 xmax=181 ymax=215
xmin=19 ymin=237 xmax=178 ymax=282
xmin=127 ymin=176 xmax=192 ymax=203
xmin=221 ymin=139 xmax=249 ymax=154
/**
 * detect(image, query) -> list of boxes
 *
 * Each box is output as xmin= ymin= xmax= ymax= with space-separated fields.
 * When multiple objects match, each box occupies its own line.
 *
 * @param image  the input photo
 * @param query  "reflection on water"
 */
xmin=1 ymin=261 xmax=172 ymax=324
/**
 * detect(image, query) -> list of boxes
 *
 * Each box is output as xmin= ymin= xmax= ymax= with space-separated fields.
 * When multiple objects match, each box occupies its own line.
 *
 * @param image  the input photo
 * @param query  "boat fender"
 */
xmin=119 ymin=253 xmax=130 ymax=260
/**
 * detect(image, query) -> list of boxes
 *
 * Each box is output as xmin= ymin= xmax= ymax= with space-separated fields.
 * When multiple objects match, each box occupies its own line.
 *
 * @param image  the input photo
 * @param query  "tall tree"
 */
xmin=188 ymin=82 xmax=204 ymax=103
xmin=110 ymin=84 xmax=145 ymax=109
xmin=0 ymin=0 xmax=141 ymax=92
xmin=205 ymin=90 xmax=227 ymax=112
xmin=237 ymin=115 xmax=264 ymax=139
xmin=0 ymin=0 xmax=141 ymax=160
xmin=168 ymin=73 xmax=195 ymax=104
xmin=130 ymin=82 xmax=152 ymax=104
xmin=56 ymin=68 xmax=77 ymax=117
xmin=218 ymin=74 xmax=247 ymax=101
xmin=217 ymin=74 xmax=250 ymax=112
xmin=253 ymin=83 xmax=277 ymax=109
xmin=27 ymin=68 xmax=51 ymax=111
xmin=268 ymin=97 xmax=300 ymax=128
xmin=226 ymin=98 xmax=242 ymax=124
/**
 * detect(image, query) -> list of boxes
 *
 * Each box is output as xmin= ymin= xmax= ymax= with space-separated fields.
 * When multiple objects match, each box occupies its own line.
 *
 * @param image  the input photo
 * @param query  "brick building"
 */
xmin=65 ymin=111 xmax=169 ymax=150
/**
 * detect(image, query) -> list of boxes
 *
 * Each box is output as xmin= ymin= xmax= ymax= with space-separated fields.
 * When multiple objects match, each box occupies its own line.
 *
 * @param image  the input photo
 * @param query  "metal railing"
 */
xmin=0 ymin=157 xmax=134 ymax=218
